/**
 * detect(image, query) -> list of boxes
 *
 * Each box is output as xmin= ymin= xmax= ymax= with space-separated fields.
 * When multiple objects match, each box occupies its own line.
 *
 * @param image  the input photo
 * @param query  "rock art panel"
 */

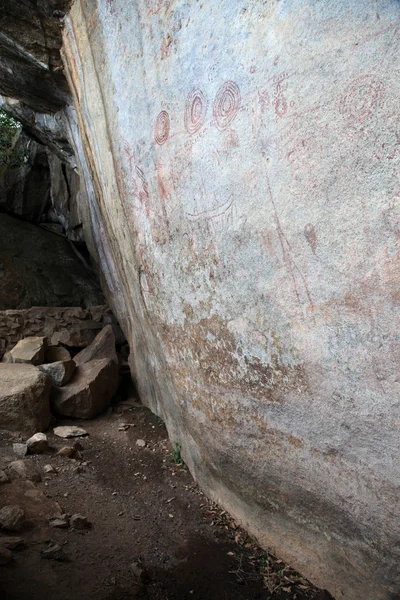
xmin=55 ymin=1 xmax=400 ymax=599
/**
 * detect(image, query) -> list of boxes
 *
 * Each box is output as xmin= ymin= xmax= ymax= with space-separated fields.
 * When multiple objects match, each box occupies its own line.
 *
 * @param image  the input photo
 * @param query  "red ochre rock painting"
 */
xmin=213 ymin=81 xmax=241 ymax=131
xmin=154 ymin=110 xmax=170 ymax=145
xmin=339 ymin=75 xmax=385 ymax=124
xmin=184 ymin=87 xmax=208 ymax=135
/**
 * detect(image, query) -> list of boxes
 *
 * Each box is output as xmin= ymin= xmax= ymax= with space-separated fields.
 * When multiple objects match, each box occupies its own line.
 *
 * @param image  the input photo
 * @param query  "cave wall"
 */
xmin=1 ymin=1 xmax=399 ymax=599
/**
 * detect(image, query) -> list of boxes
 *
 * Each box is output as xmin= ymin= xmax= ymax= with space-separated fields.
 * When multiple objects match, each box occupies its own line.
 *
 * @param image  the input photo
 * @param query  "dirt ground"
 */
xmin=0 ymin=394 xmax=334 ymax=600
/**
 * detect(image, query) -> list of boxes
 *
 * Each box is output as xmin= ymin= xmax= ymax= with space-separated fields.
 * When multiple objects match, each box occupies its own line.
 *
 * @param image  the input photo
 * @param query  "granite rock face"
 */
xmin=1 ymin=2 xmax=400 ymax=599
xmin=0 ymin=213 xmax=104 ymax=310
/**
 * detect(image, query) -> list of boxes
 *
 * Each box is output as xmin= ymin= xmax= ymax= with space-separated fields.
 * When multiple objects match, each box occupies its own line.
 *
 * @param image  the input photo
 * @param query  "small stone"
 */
xmin=136 ymin=439 xmax=146 ymax=448
xmin=129 ymin=561 xmax=149 ymax=582
xmin=0 ymin=537 xmax=24 ymax=550
xmin=42 ymin=542 xmax=68 ymax=561
xmin=53 ymin=426 xmax=88 ymax=439
xmin=70 ymin=514 xmax=91 ymax=530
xmin=12 ymin=443 xmax=28 ymax=458
xmin=9 ymin=460 xmax=42 ymax=483
xmin=49 ymin=514 xmax=69 ymax=529
xmin=73 ymin=441 xmax=84 ymax=451
xmin=118 ymin=424 xmax=130 ymax=431
xmin=0 ymin=546 xmax=13 ymax=565
xmin=56 ymin=446 xmax=75 ymax=458
xmin=0 ymin=506 xmax=25 ymax=532
xmin=26 ymin=432 xmax=49 ymax=454
xmin=44 ymin=464 xmax=57 ymax=474
xmin=0 ymin=471 xmax=10 ymax=484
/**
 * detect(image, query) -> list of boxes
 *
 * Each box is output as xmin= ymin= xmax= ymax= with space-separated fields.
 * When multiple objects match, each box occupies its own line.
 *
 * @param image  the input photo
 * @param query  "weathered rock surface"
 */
xmin=26 ymin=432 xmax=50 ymax=454
xmin=52 ymin=359 xmax=119 ymax=419
xmin=0 ymin=505 xmax=25 ymax=532
xmin=0 ymin=479 xmax=62 ymax=522
xmin=0 ymin=213 xmax=104 ymax=310
xmin=39 ymin=359 xmax=76 ymax=386
xmin=74 ymin=324 xmax=117 ymax=366
xmin=0 ymin=470 xmax=10 ymax=484
xmin=9 ymin=336 xmax=47 ymax=366
xmin=0 ymin=364 xmax=51 ymax=435
xmin=0 ymin=305 xmax=114 ymax=360
xmin=9 ymin=460 xmax=42 ymax=483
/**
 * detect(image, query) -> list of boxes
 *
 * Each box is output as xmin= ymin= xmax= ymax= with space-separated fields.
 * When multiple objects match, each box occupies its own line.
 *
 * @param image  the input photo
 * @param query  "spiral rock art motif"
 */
xmin=340 ymin=75 xmax=385 ymax=124
xmin=154 ymin=110 xmax=170 ymax=145
xmin=184 ymin=88 xmax=208 ymax=135
xmin=213 ymin=81 xmax=241 ymax=131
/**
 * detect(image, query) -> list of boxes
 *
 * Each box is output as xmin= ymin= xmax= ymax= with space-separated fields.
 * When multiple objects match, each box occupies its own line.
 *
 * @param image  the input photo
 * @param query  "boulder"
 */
xmin=0 ymin=364 xmax=51 ymax=435
xmin=9 ymin=460 xmax=42 ymax=483
xmin=9 ymin=337 xmax=47 ymax=366
xmin=39 ymin=359 xmax=76 ymax=386
xmin=51 ymin=359 xmax=119 ymax=419
xmin=73 ymin=325 xmax=118 ymax=366
xmin=0 ymin=505 xmax=25 ymax=532
xmin=26 ymin=432 xmax=49 ymax=454
xmin=45 ymin=345 xmax=71 ymax=363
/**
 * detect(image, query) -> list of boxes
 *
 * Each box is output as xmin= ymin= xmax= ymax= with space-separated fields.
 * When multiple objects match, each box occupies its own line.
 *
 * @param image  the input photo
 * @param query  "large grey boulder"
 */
xmin=51 ymin=359 xmax=119 ymax=419
xmin=39 ymin=359 xmax=76 ymax=386
xmin=0 ymin=364 xmax=51 ymax=435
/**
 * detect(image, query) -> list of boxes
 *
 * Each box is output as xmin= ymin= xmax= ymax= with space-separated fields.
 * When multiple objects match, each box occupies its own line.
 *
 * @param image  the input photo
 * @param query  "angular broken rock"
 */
xmin=26 ymin=432 xmax=49 ymax=454
xmin=49 ymin=514 xmax=69 ymax=529
xmin=0 ymin=505 xmax=25 ymax=532
xmin=53 ymin=425 xmax=88 ymax=439
xmin=44 ymin=464 xmax=57 ymax=474
xmin=51 ymin=359 xmax=119 ymax=419
xmin=39 ymin=360 xmax=76 ymax=387
xmin=0 ymin=364 xmax=51 ymax=435
xmin=9 ymin=459 xmax=42 ymax=483
xmin=0 ymin=546 xmax=13 ymax=565
xmin=12 ymin=443 xmax=28 ymax=458
xmin=45 ymin=345 xmax=71 ymax=363
xmin=42 ymin=542 xmax=68 ymax=561
xmin=0 ymin=470 xmax=10 ymax=484
xmin=74 ymin=324 xmax=118 ymax=366
xmin=70 ymin=514 xmax=91 ymax=530
xmin=56 ymin=446 xmax=76 ymax=458
xmin=9 ymin=337 xmax=47 ymax=366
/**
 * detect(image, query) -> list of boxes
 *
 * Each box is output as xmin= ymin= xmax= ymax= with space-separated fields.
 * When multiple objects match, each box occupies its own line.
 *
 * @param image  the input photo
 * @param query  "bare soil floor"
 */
xmin=0 ymin=397 xmax=333 ymax=600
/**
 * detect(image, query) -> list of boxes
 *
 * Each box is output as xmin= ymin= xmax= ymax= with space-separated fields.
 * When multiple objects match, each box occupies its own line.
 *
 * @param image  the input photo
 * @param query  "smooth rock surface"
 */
xmin=73 ymin=324 xmax=117 ymax=366
xmin=0 ymin=364 xmax=51 ymax=435
xmin=39 ymin=359 xmax=76 ymax=386
xmin=52 ymin=359 xmax=119 ymax=419
xmin=9 ymin=337 xmax=47 ymax=366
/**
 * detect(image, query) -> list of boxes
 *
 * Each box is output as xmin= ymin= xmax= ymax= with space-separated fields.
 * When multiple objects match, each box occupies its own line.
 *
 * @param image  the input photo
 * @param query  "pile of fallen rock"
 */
xmin=0 ymin=325 xmax=120 ymax=435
